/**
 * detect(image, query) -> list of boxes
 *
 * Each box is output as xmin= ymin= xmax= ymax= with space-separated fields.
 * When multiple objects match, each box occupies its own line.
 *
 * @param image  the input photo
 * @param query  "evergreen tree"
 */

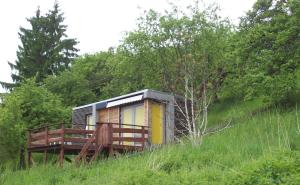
xmin=1 ymin=2 xmax=78 ymax=89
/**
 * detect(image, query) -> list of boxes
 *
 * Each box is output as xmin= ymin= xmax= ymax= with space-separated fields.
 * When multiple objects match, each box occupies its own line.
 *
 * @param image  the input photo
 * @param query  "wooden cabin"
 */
xmin=27 ymin=89 xmax=185 ymax=166
xmin=72 ymin=89 xmax=176 ymax=145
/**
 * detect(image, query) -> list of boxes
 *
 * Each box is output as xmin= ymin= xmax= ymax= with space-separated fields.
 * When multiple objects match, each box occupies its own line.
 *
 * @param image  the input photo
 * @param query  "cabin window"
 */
xmin=121 ymin=103 xmax=145 ymax=126
xmin=85 ymin=114 xmax=94 ymax=130
xmin=121 ymin=103 xmax=145 ymax=145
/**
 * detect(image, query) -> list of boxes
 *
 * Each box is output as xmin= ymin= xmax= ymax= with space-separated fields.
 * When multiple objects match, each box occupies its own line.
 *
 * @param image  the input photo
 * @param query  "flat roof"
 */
xmin=73 ymin=89 xmax=173 ymax=110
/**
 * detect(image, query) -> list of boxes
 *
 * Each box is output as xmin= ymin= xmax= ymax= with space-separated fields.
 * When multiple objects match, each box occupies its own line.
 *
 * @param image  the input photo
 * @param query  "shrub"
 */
xmin=225 ymin=151 xmax=300 ymax=185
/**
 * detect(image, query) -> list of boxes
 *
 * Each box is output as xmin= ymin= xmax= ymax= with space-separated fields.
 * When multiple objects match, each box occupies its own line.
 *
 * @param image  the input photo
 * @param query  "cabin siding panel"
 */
xmin=98 ymin=107 xmax=119 ymax=123
xmin=72 ymin=106 xmax=92 ymax=129
xmin=98 ymin=107 xmax=120 ymax=144
xmin=108 ymin=107 xmax=119 ymax=123
xmin=99 ymin=109 xmax=109 ymax=123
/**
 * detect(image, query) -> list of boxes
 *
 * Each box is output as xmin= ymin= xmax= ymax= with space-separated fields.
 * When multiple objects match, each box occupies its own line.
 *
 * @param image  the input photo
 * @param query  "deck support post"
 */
xmin=95 ymin=123 xmax=99 ymax=148
xmin=108 ymin=123 xmax=114 ymax=156
xmin=27 ymin=130 xmax=32 ymax=168
xmin=59 ymin=148 xmax=64 ymax=166
xmin=109 ymin=146 xmax=114 ymax=156
xmin=59 ymin=123 xmax=65 ymax=166
xmin=44 ymin=126 xmax=48 ymax=164
xmin=44 ymin=150 xmax=48 ymax=164
xmin=27 ymin=151 xmax=32 ymax=168
xmin=141 ymin=126 xmax=145 ymax=150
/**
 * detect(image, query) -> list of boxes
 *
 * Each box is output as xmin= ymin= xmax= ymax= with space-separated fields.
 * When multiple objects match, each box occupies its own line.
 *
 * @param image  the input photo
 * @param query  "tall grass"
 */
xmin=1 ymin=106 xmax=299 ymax=185
xmin=207 ymin=97 xmax=268 ymax=127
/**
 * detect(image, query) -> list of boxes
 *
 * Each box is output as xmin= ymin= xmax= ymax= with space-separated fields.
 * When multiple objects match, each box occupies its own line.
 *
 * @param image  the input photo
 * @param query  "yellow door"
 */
xmin=151 ymin=102 xmax=164 ymax=144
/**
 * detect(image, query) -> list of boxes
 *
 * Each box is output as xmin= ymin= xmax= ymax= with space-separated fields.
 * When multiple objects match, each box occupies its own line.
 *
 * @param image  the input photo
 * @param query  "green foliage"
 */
xmin=6 ymin=2 xmax=78 ymax=87
xmin=226 ymin=151 xmax=300 ymax=185
xmin=208 ymin=97 xmax=268 ymax=127
xmin=0 ymin=79 xmax=70 ymax=164
xmin=228 ymin=0 xmax=300 ymax=103
xmin=71 ymin=52 xmax=115 ymax=99
xmin=1 ymin=0 xmax=300 ymax=183
xmin=44 ymin=71 xmax=96 ymax=107
xmin=119 ymin=5 xmax=232 ymax=100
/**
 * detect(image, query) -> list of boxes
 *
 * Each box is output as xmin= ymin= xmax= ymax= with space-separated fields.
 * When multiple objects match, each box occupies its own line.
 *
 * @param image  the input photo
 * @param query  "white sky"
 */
xmin=0 ymin=0 xmax=256 ymax=92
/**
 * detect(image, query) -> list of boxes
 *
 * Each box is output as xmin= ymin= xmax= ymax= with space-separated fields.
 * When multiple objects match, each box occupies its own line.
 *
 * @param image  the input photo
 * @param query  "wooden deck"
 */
xmin=27 ymin=123 xmax=149 ymax=166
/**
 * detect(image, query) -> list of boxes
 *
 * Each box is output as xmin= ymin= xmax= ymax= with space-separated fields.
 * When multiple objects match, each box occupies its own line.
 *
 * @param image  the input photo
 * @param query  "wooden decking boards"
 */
xmin=27 ymin=123 xmax=148 ymax=166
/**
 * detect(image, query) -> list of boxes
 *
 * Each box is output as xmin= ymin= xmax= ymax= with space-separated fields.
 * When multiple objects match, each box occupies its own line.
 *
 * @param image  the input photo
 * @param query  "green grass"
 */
xmin=207 ymin=97 xmax=268 ymax=127
xmin=1 ymin=102 xmax=300 ymax=184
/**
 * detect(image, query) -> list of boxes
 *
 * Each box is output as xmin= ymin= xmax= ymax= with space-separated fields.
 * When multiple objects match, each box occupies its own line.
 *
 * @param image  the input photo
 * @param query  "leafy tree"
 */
xmin=44 ymin=52 xmax=115 ymax=106
xmin=111 ymin=4 xmax=233 ymax=143
xmin=231 ymin=0 xmax=300 ymax=102
xmin=44 ymin=71 xmax=96 ymax=107
xmin=1 ymin=2 xmax=78 ymax=89
xmin=72 ymin=52 xmax=114 ymax=99
xmin=0 ymin=79 xmax=70 ymax=164
xmin=119 ymin=5 xmax=232 ymax=101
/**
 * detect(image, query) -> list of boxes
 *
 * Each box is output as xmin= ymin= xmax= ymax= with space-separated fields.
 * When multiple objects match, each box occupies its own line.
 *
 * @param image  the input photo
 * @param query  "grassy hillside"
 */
xmin=207 ymin=97 xmax=268 ymax=127
xmin=1 ymin=101 xmax=300 ymax=185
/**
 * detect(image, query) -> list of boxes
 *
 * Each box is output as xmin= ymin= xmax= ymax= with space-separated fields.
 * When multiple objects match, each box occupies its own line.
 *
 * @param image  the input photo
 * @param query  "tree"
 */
xmin=72 ymin=52 xmax=114 ymax=99
xmin=1 ymin=2 xmax=78 ymax=89
xmin=0 ymin=79 xmax=70 ymax=165
xmin=44 ymin=51 xmax=116 ymax=107
xmin=119 ymin=4 xmax=232 ymax=101
xmin=44 ymin=70 xmax=96 ymax=107
xmin=231 ymin=0 xmax=300 ymax=102
xmin=119 ymin=3 xmax=232 ymax=143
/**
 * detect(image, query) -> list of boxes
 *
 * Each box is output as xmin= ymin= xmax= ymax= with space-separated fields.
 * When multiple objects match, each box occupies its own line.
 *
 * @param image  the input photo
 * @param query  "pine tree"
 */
xmin=1 ymin=2 xmax=78 ymax=89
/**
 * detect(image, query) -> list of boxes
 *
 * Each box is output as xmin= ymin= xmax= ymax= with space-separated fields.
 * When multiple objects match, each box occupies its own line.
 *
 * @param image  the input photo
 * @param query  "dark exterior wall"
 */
xmin=72 ymin=106 xmax=93 ymax=129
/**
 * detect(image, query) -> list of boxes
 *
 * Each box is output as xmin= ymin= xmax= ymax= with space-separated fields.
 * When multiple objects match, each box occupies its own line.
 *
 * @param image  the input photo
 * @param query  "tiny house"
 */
xmin=27 ymin=89 xmax=187 ymax=166
xmin=72 ymin=89 xmax=178 ymax=145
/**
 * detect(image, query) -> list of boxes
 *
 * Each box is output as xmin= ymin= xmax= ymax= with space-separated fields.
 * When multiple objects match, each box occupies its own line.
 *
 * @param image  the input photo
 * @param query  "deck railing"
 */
xmin=27 ymin=123 xmax=149 ymax=148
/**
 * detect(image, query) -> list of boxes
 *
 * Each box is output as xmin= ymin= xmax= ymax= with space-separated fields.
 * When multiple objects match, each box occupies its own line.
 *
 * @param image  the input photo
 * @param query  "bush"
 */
xmin=225 ymin=151 xmax=300 ymax=185
xmin=0 ymin=79 xmax=70 ymax=165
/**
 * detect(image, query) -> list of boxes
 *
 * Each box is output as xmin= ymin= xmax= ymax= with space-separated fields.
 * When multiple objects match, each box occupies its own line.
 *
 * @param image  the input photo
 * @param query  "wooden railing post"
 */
xmin=59 ymin=123 xmax=65 ymax=166
xmin=119 ymin=123 xmax=121 ymax=145
xmin=108 ymin=123 xmax=113 ymax=156
xmin=141 ymin=126 xmax=145 ymax=149
xmin=27 ymin=130 xmax=31 ymax=149
xmin=44 ymin=126 xmax=48 ymax=164
xmin=27 ymin=130 xmax=32 ymax=168
xmin=108 ymin=123 xmax=113 ymax=145
xmin=95 ymin=122 xmax=99 ymax=147
xmin=45 ymin=126 xmax=48 ymax=146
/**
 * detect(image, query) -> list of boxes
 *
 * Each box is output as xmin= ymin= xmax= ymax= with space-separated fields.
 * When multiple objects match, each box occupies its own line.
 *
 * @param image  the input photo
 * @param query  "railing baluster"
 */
xmin=119 ymin=123 xmax=121 ymax=145
xmin=95 ymin=122 xmax=99 ymax=148
xmin=59 ymin=123 xmax=65 ymax=166
xmin=45 ymin=126 xmax=48 ymax=146
xmin=27 ymin=130 xmax=31 ymax=148
xmin=141 ymin=126 xmax=145 ymax=149
xmin=27 ymin=130 xmax=32 ymax=168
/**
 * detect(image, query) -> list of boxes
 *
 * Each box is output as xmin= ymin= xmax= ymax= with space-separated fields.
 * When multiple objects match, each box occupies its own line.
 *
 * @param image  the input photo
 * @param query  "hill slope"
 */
xmin=1 ymin=100 xmax=300 ymax=185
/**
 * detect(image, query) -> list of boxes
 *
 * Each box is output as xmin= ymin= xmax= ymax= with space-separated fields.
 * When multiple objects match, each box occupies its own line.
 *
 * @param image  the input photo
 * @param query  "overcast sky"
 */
xmin=0 ymin=0 xmax=256 ymax=92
